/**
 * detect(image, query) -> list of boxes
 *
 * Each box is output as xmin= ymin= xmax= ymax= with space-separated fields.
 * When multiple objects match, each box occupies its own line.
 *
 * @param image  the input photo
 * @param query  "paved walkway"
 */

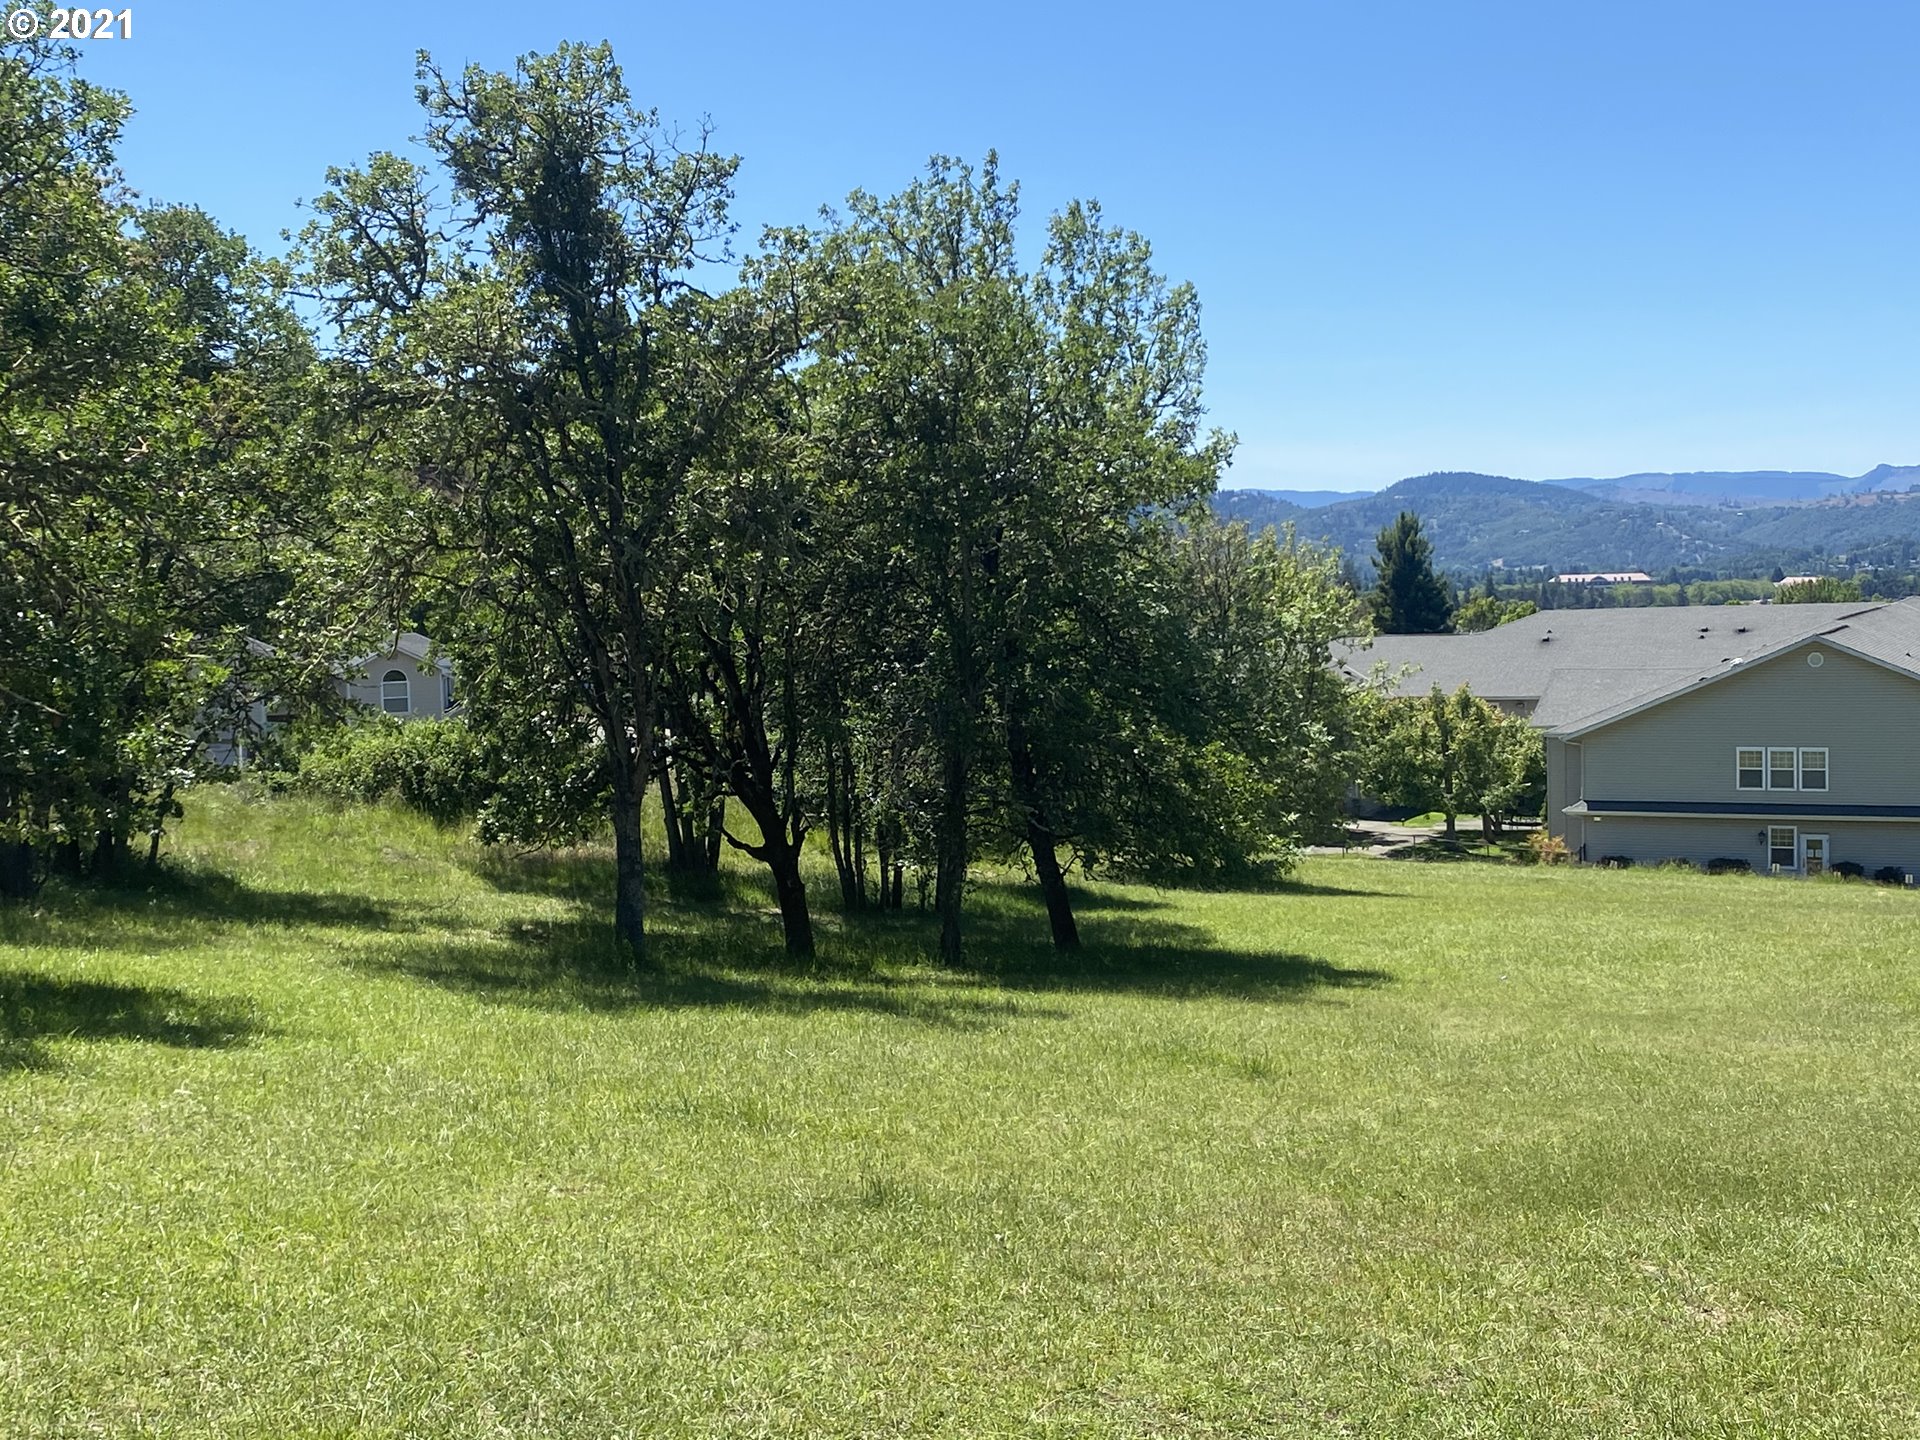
xmin=1304 ymin=820 xmax=1533 ymax=858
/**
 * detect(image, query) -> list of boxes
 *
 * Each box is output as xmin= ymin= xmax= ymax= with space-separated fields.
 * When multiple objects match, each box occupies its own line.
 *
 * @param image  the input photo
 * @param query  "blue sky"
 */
xmin=62 ymin=0 xmax=1920 ymax=491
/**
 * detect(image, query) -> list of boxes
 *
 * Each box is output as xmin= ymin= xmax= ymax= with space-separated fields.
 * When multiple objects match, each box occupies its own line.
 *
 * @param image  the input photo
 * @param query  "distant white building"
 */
xmin=1556 ymin=571 xmax=1654 ymax=585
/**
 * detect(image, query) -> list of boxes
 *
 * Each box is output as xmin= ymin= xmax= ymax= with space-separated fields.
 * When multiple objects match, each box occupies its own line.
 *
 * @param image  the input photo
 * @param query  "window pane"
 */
xmin=1769 ymin=826 xmax=1797 ymax=870
xmin=381 ymin=669 xmax=409 ymax=715
xmin=1737 ymin=748 xmax=1764 ymax=789
xmin=1800 ymin=749 xmax=1828 ymax=791
xmin=1769 ymin=749 xmax=1797 ymax=788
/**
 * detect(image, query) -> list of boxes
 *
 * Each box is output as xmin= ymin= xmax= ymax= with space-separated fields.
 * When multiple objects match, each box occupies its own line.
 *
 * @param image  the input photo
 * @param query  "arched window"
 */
xmin=381 ymin=669 xmax=410 ymax=714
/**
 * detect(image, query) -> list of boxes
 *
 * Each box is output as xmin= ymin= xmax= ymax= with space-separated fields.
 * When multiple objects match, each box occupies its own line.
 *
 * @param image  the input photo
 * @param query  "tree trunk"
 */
xmin=1007 ymin=719 xmax=1079 ymax=951
xmin=703 ymin=798 xmax=724 ymax=870
xmin=825 ymin=739 xmax=864 ymax=910
xmin=145 ymin=782 xmax=175 ymax=868
xmin=657 ymin=770 xmax=689 ymax=870
xmin=766 ymin=834 xmax=815 ymax=958
xmin=730 ymin=786 xmax=816 ymax=957
xmin=609 ymin=773 xmax=648 ymax=964
xmin=934 ymin=740 xmax=969 ymax=966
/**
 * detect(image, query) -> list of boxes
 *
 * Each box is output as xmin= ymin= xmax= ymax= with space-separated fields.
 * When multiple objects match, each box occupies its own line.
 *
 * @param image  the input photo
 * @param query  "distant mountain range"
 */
xmin=1214 ymin=466 xmax=1920 ymax=573
xmin=1543 ymin=464 xmax=1920 ymax=508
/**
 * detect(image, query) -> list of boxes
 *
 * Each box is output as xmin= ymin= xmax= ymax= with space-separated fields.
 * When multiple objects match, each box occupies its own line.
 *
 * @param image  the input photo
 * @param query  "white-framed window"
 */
xmin=442 ymin=673 xmax=455 ymax=711
xmin=1768 ymin=748 xmax=1797 ymax=790
xmin=1738 ymin=744 xmax=1832 ymax=792
xmin=1769 ymin=826 xmax=1798 ymax=873
xmin=381 ymin=669 xmax=410 ymax=714
xmin=1798 ymin=747 xmax=1828 ymax=792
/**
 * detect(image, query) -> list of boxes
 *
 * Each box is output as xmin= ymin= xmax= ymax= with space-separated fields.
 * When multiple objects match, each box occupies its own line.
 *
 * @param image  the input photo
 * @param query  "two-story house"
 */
xmin=1344 ymin=598 xmax=1920 ymax=874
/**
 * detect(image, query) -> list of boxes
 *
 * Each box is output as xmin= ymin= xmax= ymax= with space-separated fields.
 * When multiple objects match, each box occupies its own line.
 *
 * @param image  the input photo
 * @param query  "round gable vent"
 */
xmin=1807 ymin=651 xmax=1825 ymax=669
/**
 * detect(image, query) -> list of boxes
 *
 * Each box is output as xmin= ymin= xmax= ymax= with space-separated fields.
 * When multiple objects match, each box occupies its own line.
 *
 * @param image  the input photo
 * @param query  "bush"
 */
xmin=1831 ymin=861 xmax=1866 ymax=880
xmin=1597 ymin=855 xmax=1633 ymax=869
xmin=1875 ymin=866 xmax=1911 ymax=887
xmin=1526 ymin=832 xmax=1569 ymax=866
xmin=1705 ymin=857 xmax=1751 ymax=875
xmin=294 ymin=717 xmax=489 ymax=825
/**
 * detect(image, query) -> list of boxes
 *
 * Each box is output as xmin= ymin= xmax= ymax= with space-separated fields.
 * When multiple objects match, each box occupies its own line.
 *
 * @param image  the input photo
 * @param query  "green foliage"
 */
xmin=293 ymin=718 xmax=488 ymax=825
xmin=295 ymin=42 xmax=757 ymax=957
xmin=1775 ymin=575 xmax=1864 ymax=603
xmin=0 ymin=44 xmax=314 ymax=894
xmin=1453 ymin=595 xmax=1538 ymax=632
xmin=1363 ymin=685 xmax=1544 ymax=838
xmin=1369 ymin=511 xmax=1453 ymax=634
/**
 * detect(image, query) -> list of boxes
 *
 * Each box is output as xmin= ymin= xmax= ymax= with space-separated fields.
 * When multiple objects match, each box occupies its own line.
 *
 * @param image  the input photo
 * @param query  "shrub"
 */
xmin=1597 ymin=855 xmax=1633 ymax=869
xmin=1526 ymin=832 xmax=1569 ymax=866
xmin=1874 ymin=866 xmax=1911 ymax=887
xmin=294 ymin=717 xmax=489 ymax=825
xmin=1705 ymin=857 xmax=1751 ymax=875
xmin=1831 ymin=861 xmax=1866 ymax=880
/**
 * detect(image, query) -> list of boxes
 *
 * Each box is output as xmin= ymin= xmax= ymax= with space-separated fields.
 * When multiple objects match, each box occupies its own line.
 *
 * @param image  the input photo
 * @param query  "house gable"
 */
xmin=1573 ymin=639 xmax=1920 ymax=812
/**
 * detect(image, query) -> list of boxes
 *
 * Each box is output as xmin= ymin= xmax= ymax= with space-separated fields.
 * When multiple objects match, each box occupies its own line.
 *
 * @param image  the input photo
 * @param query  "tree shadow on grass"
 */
xmin=882 ymin=885 xmax=1390 ymax=1003
xmin=337 ymin=915 xmax=1068 ymax=1032
xmin=0 ymin=970 xmax=265 ymax=1073
xmin=356 ymin=856 xmax=1389 ymax=1023
xmin=1392 ymin=839 xmax=1527 ymax=865
xmin=1 ymin=865 xmax=471 ymax=954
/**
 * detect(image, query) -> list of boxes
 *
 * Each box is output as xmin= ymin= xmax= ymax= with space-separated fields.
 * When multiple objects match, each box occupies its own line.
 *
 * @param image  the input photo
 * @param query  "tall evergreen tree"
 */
xmin=1369 ymin=511 xmax=1453 ymax=634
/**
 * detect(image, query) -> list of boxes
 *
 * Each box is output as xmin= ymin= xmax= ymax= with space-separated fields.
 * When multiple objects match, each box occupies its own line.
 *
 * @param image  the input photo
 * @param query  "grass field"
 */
xmin=5 ymin=787 xmax=1920 ymax=1437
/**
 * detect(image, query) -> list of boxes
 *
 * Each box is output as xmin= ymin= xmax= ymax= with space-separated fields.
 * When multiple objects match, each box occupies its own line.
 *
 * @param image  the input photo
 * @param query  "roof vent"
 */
xmin=1735 ymin=626 xmax=1749 ymax=633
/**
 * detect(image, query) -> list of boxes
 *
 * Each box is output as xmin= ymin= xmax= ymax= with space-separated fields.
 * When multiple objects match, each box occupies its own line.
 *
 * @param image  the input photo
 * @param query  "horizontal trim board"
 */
xmin=1567 ymin=799 xmax=1920 ymax=821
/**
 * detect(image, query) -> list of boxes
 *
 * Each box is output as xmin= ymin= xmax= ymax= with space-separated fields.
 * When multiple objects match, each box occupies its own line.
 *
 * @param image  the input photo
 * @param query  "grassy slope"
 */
xmin=4 ymin=789 xmax=1920 ymax=1437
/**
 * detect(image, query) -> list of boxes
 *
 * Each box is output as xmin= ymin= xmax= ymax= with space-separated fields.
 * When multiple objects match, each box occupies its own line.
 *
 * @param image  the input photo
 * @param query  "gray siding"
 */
xmin=1587 ymin=817 xmax=1920 ymax=876
xmin=342 ymin=654 xmax=452 ymax=719
xmin=1579 ymin=643 xmax=1920 ymax=808
xmin=1545 ymin=736 xmax=1587 ymax=853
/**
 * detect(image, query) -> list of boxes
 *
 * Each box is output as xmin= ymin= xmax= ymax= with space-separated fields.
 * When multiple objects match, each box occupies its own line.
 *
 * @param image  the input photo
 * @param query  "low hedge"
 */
xmin=294 ymin=717 xmax=489 ymax=825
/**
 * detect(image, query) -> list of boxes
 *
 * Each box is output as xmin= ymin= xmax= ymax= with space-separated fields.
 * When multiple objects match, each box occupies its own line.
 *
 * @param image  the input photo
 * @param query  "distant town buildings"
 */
xmin=1554 ymin=571 xmax=1654 ymax=585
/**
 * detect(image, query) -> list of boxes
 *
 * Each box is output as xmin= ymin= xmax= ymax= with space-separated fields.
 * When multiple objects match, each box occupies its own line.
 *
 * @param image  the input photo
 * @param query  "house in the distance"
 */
xmin=1345 ymin=598 xmax=1920 ymax=875
xmin=1554 ymin=570 xmax=1654 ymax=584
xmin=340 ymin=632 xmax=457 ymax=720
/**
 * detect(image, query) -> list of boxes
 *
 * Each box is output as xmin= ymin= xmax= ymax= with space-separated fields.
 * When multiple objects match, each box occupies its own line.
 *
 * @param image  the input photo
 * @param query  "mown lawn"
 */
xmin=4 ymin=788 xmax=1920 ymax=1437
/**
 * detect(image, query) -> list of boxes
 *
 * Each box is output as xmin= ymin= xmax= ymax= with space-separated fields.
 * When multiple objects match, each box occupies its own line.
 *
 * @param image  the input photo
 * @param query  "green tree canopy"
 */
xmin=1370 ymin=511 xmax=1453 ymax=634
xmin=1775 ymin=576 xmax=1863 ymax=603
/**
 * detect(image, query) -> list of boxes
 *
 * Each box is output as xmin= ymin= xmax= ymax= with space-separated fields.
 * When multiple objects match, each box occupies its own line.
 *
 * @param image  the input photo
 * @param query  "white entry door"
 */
xmin=1802 ymin=833 xmax=1829 ymax=878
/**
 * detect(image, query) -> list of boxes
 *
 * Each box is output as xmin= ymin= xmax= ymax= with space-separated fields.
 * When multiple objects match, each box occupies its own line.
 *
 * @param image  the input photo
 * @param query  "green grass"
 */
xmin=5 ymin=787 xmax=1920 ymax=1437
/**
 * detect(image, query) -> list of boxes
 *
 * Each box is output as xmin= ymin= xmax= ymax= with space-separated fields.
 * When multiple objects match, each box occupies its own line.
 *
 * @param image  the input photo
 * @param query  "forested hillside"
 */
xmin=1216 ymin=472 xmax=1920 ymax=572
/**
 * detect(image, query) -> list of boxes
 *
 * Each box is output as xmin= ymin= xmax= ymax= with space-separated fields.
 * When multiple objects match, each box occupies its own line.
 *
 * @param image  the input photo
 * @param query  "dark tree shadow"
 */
xmin=1393 ymin=839 xmax=1526 ymax=865
xmin=337 ymin=916 xmax=1070 ymax=1032
xmin=1 ymin=970 xmax=265 ymax=1073
xmin=1 ymin=866 xmax=469 ymax=954
xmin=364 ymin=856 xmax=1391 ymax=1022
xmin=917 ymin=887 xmax=1390 ymax=1002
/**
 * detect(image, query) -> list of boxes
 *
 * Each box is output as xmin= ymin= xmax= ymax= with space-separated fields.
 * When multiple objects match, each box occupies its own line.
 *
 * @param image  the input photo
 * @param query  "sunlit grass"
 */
xmin=3 ymin=786 xmax=1920 ymax=1436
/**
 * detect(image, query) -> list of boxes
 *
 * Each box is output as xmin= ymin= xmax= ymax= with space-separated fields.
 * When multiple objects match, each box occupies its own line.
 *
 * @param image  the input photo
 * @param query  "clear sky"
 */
xmin=57 ymin=0 xmax=1920 ymax=491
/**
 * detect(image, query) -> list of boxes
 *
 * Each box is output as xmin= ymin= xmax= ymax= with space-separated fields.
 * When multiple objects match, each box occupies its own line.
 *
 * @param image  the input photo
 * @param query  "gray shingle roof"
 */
xmin=1338 ymin=598 xmax=1920 ymax=733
